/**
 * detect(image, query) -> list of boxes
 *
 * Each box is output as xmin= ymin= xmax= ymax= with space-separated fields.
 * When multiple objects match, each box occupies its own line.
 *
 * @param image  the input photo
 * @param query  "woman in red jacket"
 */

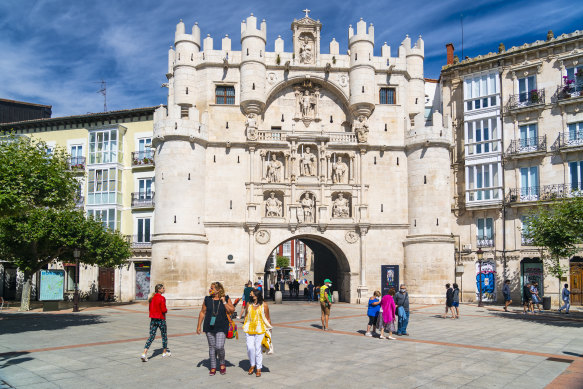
xmin=141 ymin=284 xmax=169 ymax=361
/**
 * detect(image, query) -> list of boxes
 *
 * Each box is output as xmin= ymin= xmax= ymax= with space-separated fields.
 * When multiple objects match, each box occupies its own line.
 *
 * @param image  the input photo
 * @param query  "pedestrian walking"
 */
xmin=378 ymin=289 xmax=397 ymax=340
xmin=241 ymin=281 xmax=253 ymax=320
xmin=243 ymin=288 xmax=272 ymax=377
xmin=141 ymin=284 xmax=170 ymax=361
xmin=196 ymin=282 xmax=235 ymax=376
xmin=365 ymin=291 xmax=381 ymax=337
xmin=395 ymin=284 xmax=410 ymax=336
xmin=307 ymin=281 xmax=315 ymax=302
xmin=452 ymin=283 xmax=460 ymax=318
xmin=530 ymin=282 xmax=542 ymax=312
xmin=269 ymin=282 xmax=275 ymax=301
xmin=558 ymin=284 xmax=570 ymax=314
xmin=523 ymin=282 xmax=533 ymax=314
xmin=320 ymin=279 xmax=333 ymax=331
xmin=443 ymin=283 xmax=455 ymax=319
xmin=503 ymin=280 xmax=512 ymax=312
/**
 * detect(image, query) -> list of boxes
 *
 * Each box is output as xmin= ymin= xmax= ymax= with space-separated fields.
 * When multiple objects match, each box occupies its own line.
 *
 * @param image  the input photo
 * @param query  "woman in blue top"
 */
xmin=365 ymin=291 xmax=381 ymax=337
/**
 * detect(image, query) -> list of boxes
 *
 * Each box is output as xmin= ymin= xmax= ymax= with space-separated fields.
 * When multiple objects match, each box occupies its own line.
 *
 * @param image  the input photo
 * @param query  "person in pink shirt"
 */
xmin=378 ymin=288 xmax=397 ymax=340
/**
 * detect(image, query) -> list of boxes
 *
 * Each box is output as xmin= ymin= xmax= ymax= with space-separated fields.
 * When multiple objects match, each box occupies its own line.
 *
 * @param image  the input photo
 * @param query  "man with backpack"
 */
xmin=319 ymin=279 xmax=333 ymax=331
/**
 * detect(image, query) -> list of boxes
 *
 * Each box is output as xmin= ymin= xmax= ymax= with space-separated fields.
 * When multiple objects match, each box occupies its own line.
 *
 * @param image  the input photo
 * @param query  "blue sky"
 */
xmin=1 ymin=0 xmax=581 ymax=117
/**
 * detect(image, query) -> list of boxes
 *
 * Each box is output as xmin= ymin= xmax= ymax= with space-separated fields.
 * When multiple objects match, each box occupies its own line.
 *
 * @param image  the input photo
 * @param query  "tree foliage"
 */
xmin=276 ymin=255 xmax=290 ymax=269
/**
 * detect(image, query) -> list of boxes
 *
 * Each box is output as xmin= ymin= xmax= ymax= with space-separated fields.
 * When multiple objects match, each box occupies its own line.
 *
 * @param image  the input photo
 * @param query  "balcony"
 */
xmin=506 ymin=136 xmax=546 ymax=157
xmin=556 ymin=82 xmax=583 ymax=102
xmin=521 ymin=235 xmax=535 ymax=246
xmin=556 ymin=130 xmax=583 ymax=151
xmin=476 ymin=236 xmax=494 ymax=248
xmin=131 ymin=150 xmax=155 ymax=168
xmin=131 ymin=192 xmax=155 ymax=209
xmin=127 ymin=235 xmax=152 ymax=250
xmin=256 ymin=130 xmax=357 ymax=144
xmin=507 ymin=184 xmax=583 ymax=204
xmin=67 ymin=156 xmax=86 ymax=172
xmin=507 ymin=90 xmax=545 ymax=111
xmin=507 ymin=186 xmax=540 ymax=203
xmin=466 ymin=187 xmax=503 ymax=207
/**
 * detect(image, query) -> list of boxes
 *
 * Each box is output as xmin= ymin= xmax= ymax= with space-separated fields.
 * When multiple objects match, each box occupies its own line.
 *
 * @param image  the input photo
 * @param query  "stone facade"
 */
xmin=151 ymin=12 xmax=454 ymax=305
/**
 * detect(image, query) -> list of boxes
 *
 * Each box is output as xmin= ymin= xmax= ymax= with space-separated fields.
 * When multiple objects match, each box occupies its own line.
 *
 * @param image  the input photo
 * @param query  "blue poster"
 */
xmin=39 ymin=270 xmax=65 ymax=301
xmin=381 ymin=265 xmax=399 ymax=296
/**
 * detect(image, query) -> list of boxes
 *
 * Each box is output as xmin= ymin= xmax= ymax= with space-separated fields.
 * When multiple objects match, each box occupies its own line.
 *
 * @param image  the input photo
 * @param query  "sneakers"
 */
xmin=388 ymin=336 xmax=397 ymax=340
xmin=163 ymin=351 xmax=172 ymax=358
xmin=365 ymin=332 xmax=372 ymax=337
xmin=140 ymin=353 xmax=148 ymax=362
xmin=379 ymin=335 xmax=386 ymax=339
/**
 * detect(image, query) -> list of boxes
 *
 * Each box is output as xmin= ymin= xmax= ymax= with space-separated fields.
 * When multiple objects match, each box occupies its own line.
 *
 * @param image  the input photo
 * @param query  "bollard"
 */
xmin=275 ymin=291 xmax=283 ymax=304
xmin=332 ymin=291 xmax=339 ymax=303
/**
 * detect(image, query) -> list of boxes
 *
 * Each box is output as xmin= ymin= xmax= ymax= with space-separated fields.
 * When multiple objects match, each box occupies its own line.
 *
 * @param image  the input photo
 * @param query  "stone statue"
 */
xmin=246 ymin=113 xmax=258 ymax=141
xmin=332 ymin=193 xmax=350 ymax=218
xmin=266 ymin=154 xmax=283 ymax=183
xmin=300 ymin=90 xmax=313 ymax=117
xmin=299 ymin=36 xmax=313 ymax=64
xmin=300 ymin=193 xmax=315 ymax=223
xmin=332 ymin=156 xmax=348 ymax=184
xmin=265 ymin=192 xmax=282 ymax=217
xmin=299 ymin=147 xmax=317 ymax=177
xmin=354 ymin=115 xmax=369 ymax=143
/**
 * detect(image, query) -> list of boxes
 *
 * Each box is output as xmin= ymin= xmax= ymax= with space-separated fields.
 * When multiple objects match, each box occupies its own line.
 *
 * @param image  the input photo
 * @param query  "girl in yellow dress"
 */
xmin=243 ymin=288 xmax=272 ymax=377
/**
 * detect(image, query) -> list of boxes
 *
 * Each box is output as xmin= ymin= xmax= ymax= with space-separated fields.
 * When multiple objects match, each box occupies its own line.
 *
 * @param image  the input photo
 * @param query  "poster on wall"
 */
xmin=475 ymin=261 xmax=496 ymax=302
xmin=381 ymin=265 xmax=399 ymax=296
xmin=522 ymin=262 xmax=544 ymax=296
xmin=39 ymin=270 xmax=65 ymax=301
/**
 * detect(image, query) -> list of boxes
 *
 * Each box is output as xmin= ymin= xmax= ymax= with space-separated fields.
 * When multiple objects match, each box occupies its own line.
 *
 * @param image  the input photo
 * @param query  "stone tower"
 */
xmin=348 ymin=18 xmax=375 ymax=118
xmin=151 ymin=20 xmax=208 ymax=304
xmin=404 ymin=112 xmax=454 ymax=303
xmin=240 ymin=14 xmax=267 ymax=115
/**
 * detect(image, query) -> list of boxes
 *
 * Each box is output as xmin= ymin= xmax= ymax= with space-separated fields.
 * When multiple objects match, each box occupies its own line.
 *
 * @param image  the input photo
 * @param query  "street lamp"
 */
xmin=73 ymin=248 xmax=80 ymax=312
xmin=476 ymin=247 xmax=484 ymax=308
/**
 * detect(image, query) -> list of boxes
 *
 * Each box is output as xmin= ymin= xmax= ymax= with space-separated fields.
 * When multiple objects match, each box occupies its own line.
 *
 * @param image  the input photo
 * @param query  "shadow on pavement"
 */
xmin=195 ymin=359 xmax=236 ymax=369
xmin=237 ymin=360 xmax=270 ymax=372
xmin=0 ymin=352 xmax=33 ymax=369
xmin=489 ymin=311 xmax=583 ymax=327
xmin=0 ymin=313 xmax=105 ymax=334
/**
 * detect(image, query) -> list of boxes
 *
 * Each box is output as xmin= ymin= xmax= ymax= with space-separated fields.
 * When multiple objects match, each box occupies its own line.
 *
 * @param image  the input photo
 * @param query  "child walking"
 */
xmin=365 ymin=291 xmax=381 ymax=337
xmin=141 ymin=284 xmax=170 ymax=361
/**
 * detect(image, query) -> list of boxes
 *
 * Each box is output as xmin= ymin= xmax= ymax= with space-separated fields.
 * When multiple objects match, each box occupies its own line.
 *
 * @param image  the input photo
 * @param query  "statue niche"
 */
xmin=298 ymin=145 xmax=317 ymax=177
xmin=298 ymin=192 xmax=316 ymax=223
xmin=331 ymin=154 xmax=349 ymax=184
xmin=264 ymin=191 xmax=283 ymax=218
xmin=298 ymin=33 xmax=315 ymax=65
xmin=354 ymin=115 xmax=369 ymax=143
xmin=294 ymin=81 xmax=320 ymax=127
xmin=332 ymin=192 xmax=351 ymax=218
xmin=264 ymin=152 xmax=284 ymax=183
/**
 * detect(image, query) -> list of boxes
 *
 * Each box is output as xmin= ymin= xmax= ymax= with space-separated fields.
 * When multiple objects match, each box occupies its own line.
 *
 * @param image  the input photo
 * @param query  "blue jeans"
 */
xmin=308 ymin=290 xmax=314 ymax=301
xmin=397 ymin=307 xmax=409 ymax=334
xmin=559 ymin=300 xmax=570 ymax=313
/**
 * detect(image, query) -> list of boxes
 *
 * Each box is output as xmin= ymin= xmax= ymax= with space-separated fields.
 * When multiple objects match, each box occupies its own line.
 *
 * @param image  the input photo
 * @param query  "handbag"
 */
xmin=227 ymin=315 xmax=238 ymax=339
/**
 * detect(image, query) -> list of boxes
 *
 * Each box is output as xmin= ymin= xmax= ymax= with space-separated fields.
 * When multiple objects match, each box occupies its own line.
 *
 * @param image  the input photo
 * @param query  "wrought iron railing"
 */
xmin=67 ymin=156 xmax=86 ymax=171
xmin=506 ymin=136 xmax=546 ymax=155
xmin=557 ymin=130 xmax=583 ymax=149
xmin=507 ymin=184 xmax=583 ymax=203
xmin=521 ymin=236 xmax=535 ymax=246
xmin=556 ymin=82 xmax=583 ymax=100
xmin=476 ymin=236 xmax=494 ymax=248
xmin=508 ymin=89 xmax=545 ymax=110
xmin=131 ymin=192 xmax=155 ymax=208
xmin=131 ymin=150 xmax=155 ymax=166
xmin=128 ymin=235 xmax=152 ymax=249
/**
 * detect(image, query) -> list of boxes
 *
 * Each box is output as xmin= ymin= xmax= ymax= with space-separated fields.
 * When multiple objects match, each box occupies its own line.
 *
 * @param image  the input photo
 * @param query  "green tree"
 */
xmin=524 ymin=195 xmax=583 ymax=296
xmin=0 ymin=135 xmax=131 ymax=310
xmin=276 ymin=255 xmax=290 ymax=269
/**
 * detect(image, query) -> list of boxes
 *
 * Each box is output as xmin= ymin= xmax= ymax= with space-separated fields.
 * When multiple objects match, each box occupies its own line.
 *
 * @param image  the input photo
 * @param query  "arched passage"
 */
xmin=263 ymin=234 xmax=351 ymax=302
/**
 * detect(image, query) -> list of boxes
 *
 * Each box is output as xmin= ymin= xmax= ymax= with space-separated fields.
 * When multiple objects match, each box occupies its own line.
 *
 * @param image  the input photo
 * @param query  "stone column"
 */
xmin=359 ymin=149 xmax=366 ymax=202
xmin=326 ymin=153 xmax=332 ymax=184
xmin=284 ymin=151 xmax=290 ymax=180
xmin=249 ymin=146 xmax=256 ymax=199
xmin=357 ymin=225 xmax=369 ymax=304
xmin=247 ymin=226 xmax=256 ymax=282
xmin=349 ymin=153 xmax=355 ymax=184
xmin=319 ymin=145 xmax=326 ymax=183
xmin=260 ymin=150 xmax=267 ymax=182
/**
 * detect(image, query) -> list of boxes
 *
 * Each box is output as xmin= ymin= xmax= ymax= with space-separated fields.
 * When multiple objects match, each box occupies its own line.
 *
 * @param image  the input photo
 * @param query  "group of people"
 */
xmin=364 ymin=284 xmax=410 ymax=338
xmin=443 ymin=283 xmax=461 ymax=319
xmin=521 ymin=281 xmax=544 ymax=314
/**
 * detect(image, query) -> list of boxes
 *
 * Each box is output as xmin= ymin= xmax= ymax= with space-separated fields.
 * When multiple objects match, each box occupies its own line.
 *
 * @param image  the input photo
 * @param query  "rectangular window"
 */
xmin=137 ymin=218 xmax=151 ymax=243
xmin=569 ymin=161 xmax=583 ymax=191
xmin=477 ymin=218 xmax=493 ymax=239
xmin=465 ymin=117 xmax=499 ymax=155
xmin=138 ymin=178 xmax=153 ymax=199
xmin=215 ymin=86 xmax=235 ymax=105
xmin=463 ymin=73 xmax=498 ymax=111
xmin=568 ymin=122 xmax=583 ymax=144
xmin=520 ymin=166 xmax=539 ymax=201
xmin=379 ymin=88 xmax=396 ymax=104
xmin=466 ymin=163 xmax=501 ymax=202
xmin=521 ymin=216 xmax=533 ymax=245
xmin=518 ymin=75 xmax=536 ymax=102
xmin=89 ymin=128 xmax=119 ymax=164
xmin=519 ymin=123 xmax=538 ymax=150
xmin=65 ymin=266 xmax=76 ymax=291
xmin=87 ymin=168 xmax=121 ymax=205
xmin=282 ymin=241 xmax=292 ymax=258
xmin=87 ymin=208 xmax=119 ymax=231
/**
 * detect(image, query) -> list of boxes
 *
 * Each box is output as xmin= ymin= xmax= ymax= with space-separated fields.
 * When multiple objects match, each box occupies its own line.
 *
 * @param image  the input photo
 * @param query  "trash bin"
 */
xmin=542 ymin=296 xmax=551 ymax=310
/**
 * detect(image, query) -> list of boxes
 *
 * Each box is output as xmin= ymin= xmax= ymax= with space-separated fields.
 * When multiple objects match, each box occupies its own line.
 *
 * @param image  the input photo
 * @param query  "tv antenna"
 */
xmin=96 ymin=80 xmax=107 ymax=112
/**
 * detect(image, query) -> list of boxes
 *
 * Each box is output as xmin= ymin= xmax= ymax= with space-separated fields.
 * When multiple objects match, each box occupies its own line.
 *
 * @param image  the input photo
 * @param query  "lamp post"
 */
xmin=73 ymin=248 xmax=80 ymax=312
xmin=476 ymin=247 xmax=484 ymax=308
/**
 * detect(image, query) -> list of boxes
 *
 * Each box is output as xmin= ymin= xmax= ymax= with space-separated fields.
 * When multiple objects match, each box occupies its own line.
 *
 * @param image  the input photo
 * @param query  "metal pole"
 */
xmin=73 ymin=258 xmax=80 ymax=312
xmin=478 ymin=259 xmax=483 ymax=307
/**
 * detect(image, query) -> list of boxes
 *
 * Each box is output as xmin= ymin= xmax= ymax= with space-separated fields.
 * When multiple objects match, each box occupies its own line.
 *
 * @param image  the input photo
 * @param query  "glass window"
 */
xmin=477 ymin=218 xmax=493 ymax=239
xmin=87 ymin=168 xmax=121 ymax=205
xmin=519 ymin=124 xmax=538 ymax=149
xmin=466 ymin=163 xmax=501 ymax=201
xmin=138 ymin=178 xmax=153 ymax=198
xmin=569 ymin=161 xmax=583 ymax=191
xmin=87 ymin=208 xmax=117 ymax=231
xmin=137 ymin=218 xmax=151 ymax=243
xmin=215 ymin=86 xmax=235 ymax=105
xmin=89 ymin=128 xmax=119 ymax=164
xmin=465 ymin=117 xmax=499 ymax=155
xmin=65 ymin=266 xmax=76 ymax=291
xmin=282 ymin=241 xmax=292 ymax=257
xmin=568 ymin=122 xmax=583 ymax=143
xmin=463 ymin=73 xmax=498 ymax=111
xmin=518 ymin=76 xmax=536 ymax=102
xmin=520 ymin=166 xmax=539 ymax=200
xmin=379 ymin=88 xmax=396 ymax=104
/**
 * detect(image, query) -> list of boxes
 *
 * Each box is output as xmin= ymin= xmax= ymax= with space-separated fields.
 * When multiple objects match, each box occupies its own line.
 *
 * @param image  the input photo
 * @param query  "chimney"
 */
xmin=446 ymin=43 xmax=454 ymax=65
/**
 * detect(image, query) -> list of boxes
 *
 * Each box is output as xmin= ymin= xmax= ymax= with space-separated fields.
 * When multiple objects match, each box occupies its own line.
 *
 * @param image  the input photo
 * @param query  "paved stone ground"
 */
xmin=1 ymin=302 xmax=582 ymax=389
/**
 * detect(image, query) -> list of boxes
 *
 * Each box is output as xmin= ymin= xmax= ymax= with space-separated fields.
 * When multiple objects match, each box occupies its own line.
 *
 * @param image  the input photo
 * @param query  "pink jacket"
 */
xmin=381 ymin=295 xmax=396 ymax=324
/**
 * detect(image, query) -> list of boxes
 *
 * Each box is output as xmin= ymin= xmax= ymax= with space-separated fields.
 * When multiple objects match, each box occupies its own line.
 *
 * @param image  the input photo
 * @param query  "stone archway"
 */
xmin=262 ymin=234 xmax=351 ymax=302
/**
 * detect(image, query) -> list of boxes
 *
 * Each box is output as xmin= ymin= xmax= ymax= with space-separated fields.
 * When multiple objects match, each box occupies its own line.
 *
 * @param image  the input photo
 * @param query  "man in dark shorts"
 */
xmin=522 ymin=282 xmax=532 ymax=314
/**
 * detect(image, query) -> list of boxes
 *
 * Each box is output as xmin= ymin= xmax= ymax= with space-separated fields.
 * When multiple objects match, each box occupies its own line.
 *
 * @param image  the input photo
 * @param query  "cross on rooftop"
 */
xmin=303 ymin=9 xmax=310 ymax=18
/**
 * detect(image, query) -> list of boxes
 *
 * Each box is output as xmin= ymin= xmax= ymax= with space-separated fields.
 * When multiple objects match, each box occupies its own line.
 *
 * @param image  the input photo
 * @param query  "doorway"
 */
xmin=98 ymin=267 xmax=115 ymax=301
xmin=570 ymin=257 xmax=583 ymax=305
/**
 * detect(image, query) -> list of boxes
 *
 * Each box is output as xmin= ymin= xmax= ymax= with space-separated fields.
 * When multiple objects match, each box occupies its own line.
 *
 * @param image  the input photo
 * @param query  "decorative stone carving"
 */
xmin=332 ymin=193 xmax=350 ymax=218
xmin=298 ymin=192 xmax=315 ymax=223
xmin=255 ymin=229 xmax=271 ymax=244
xmin=266 ymin=154 xmax=283 ymax=183
xmin=345 ymin=231 xmax=359 ymax=244
xmin=246 ymin=113 xmax=258 ymax=141
xmin=338 ymin=74 xmax=348 ymax=87
xmin=332 ymin=156 xmax=348 ymax=184
xmin=299 ymin=146 xmax=317 ymax=176
xmin=294 ymin=83 xmax=320 ymax=126
xmin=354 ymin=115 xmax=369 ymax=143
xmin=265 ymin=192 xmax=282 ymax=217
xmin=267 ymin=72 xmax=277 ymax=85
xmin=299 ymin=35 xmax=314 ymax=64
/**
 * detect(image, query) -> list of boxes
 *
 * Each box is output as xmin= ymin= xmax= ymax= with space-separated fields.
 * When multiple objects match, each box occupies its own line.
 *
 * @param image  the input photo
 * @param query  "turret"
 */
xmin=404 ymin=35 xmax=425 ymax=117
xmin=404 ymin=112 xmax=454 ymax=303
xmin=348 ymin=18 xmax=375 ymax=118
xmin=172 ymin=20 xmax=201 ymax=107
xmin=240 ymin=13 xmax=267 ymax=115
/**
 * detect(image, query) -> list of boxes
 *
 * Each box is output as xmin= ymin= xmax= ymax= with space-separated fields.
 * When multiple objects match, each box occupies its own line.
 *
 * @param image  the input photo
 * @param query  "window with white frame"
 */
xmin=520 ymin=166 xmax=539 ymax=201
xmin=476 ymin=217 xmax=494 ymax=247
xmin=136 ymin=218 xmax=151 ymax=243
xmin=65 ymin=266 xmax=76 ymax=291
xmin=137 ymin=178 xmax=153 ymax=199
xmin=518 ymin=123 xmax=538 ymax=151
xmin=137 ymin=138 xmax=153 ymax=160
xmin=466 ymin=163 xmax=501 ymax=202
xmin=566 ymin=65 xmax=583 ymax=83
xmin=87 ymin=167 xmax=122 ymax=205
xmin=518 ymin=75 xmax=536 ymax=102
xmin=87 ymin=208 xmax=120 ymax=231
xmin=70 ymin=144 xmax=83 ymax=163
xmin=521 ymin=216 xmax=533 ymax=245
xmin=282 ymin=241 xmax=292 ymax=259
xmin=569 ymin=160 xmax=583 ymax=191
xmin=567 ymin=122 xmax=583 ymax=145
xmin=465 ymin=117 xmax=499 ymax=155
xmin=89 ymin=128 xmax=120 ymax=164
xmin=464 ymin=72 xmax=498 ymax=111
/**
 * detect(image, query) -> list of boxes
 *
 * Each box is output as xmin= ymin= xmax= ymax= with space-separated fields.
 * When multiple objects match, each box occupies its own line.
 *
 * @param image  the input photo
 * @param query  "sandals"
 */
xmin=220 ymin=364 xmax=226 ymax=375
xmin=256 ymin=369 xmax=262 ymax=377
xmin=209 ymin=368 xmax=216 ymax=376
xmin=248 ymin=366 xmax=255 ymax=375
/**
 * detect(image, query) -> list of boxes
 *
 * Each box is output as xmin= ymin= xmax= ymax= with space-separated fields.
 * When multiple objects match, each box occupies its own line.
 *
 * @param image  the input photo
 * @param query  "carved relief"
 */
xmin=332 ymin=155 xmax=348 ymax=184
xmin=265 ymin=191 xmax=283 ymax=217
xmin=354 ymin=115 xmax=369 ymax=143
xmin=298 ymin=34 xmax=314 ymax=64
xmin=265 ymin=153 xmax=283 ymax=183
xmin=299 ymin=146 xmax=317 ymax=177
xmin=267 ymin=72 xmax=277 ymax=85
xmin=246 ymin=113 xmax=258 ymax=141
xmin=293 ymin=82 xmax=320 ymax=127
xmin=298 ymin=192 xmax=315 ymax=223
xmin=255 ymin=230 xmax=271 ymax=244
xmin=332 ymin=193 xmax=350 ymax=218
xmin=345 ymin=231 xmax=359 ymax=244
